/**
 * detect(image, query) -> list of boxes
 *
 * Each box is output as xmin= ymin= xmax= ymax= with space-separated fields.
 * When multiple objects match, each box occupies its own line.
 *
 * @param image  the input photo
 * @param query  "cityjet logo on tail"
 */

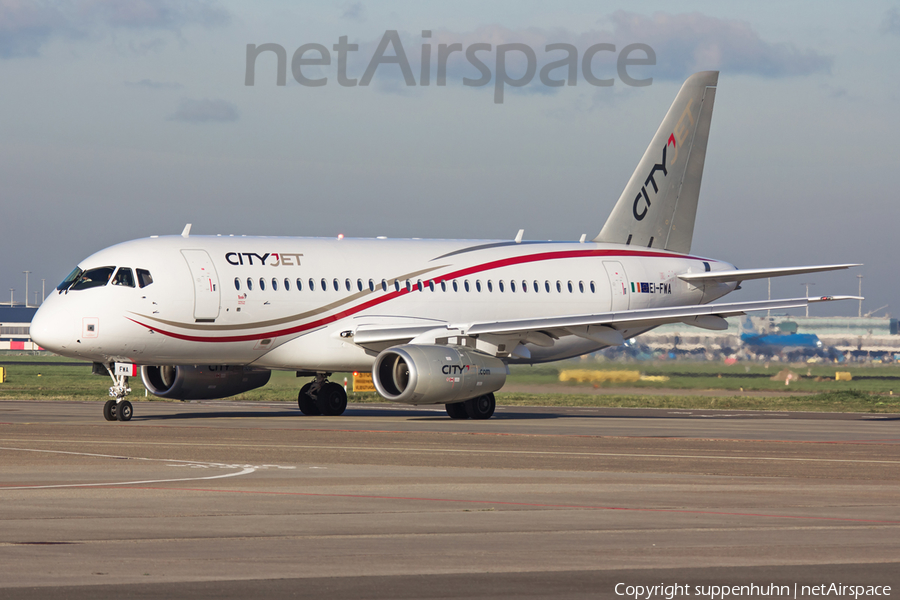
xmin=225 ymin=252 xmax=303 ymax=266
xmin=632 ymin=98 xmax=696 ymax=222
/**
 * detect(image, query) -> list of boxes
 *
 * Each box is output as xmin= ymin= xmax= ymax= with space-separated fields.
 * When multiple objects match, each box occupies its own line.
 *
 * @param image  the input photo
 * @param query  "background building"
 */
xmin=0 ymin=306 xmax=39 ymax=351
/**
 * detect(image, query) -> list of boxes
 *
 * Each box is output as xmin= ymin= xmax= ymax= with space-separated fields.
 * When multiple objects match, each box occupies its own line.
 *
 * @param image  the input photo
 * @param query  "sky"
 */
xmin=1 ymin=0 xmax=898 ymax=318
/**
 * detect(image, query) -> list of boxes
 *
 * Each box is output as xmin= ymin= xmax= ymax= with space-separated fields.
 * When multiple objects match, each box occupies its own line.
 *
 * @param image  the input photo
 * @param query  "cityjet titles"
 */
xmin=225 ymin=252 xmax=303 ymax=267
xmin=442 ymin=365 xmax=494 ymax=376
xmin=632 ymin=98 xmax=695 ymax=221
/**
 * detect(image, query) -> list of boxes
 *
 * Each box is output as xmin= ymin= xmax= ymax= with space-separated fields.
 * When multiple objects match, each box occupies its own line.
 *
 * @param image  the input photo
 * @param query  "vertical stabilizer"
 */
xmin=594 ymin=71 xmax=717 ymax=254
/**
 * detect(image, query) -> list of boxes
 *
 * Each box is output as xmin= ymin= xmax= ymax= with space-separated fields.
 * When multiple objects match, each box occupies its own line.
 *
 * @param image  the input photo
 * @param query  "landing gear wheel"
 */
xmin=316 ymin=382 xmax=348 ymax=416
xmin=464 ymin=393 xmax=495 ymax=420
xmin=116 ymin=400 xmax=133 ymax=422
xmin=297 ymin=383 xmax=321 ymax=415
xmin=445 ymin=402 xmax=469 ymax=419
xmin=103 ymin=400 xmax=117 ymax=421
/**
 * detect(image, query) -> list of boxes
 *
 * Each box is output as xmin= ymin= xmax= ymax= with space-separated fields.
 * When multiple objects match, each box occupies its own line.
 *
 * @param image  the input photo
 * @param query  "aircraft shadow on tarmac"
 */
xmin=131 ymin=406 xmax=557 ymax=421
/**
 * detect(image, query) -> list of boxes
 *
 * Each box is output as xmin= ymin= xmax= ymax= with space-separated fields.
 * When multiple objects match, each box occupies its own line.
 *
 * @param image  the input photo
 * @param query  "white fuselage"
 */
xmin=31 ymin=235 xmax=737 ymax=369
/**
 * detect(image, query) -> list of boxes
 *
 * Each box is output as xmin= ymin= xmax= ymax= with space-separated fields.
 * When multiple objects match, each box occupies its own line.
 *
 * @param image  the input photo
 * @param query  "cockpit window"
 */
xmin=57 ymin=267 xmax=83 ymax=292
xmin=111 ymin=268 xmax=135 ymax=288
xmin=136 ymin=269 xmax=153 ymax=288
xmin=69 ymin=266 xmax=116 ymax=291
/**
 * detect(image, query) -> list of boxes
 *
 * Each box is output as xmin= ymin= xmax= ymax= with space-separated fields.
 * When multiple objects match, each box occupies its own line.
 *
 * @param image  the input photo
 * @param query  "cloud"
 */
xmin=608 ymin=11 xmax=832 ymax=79
xmin=881 ymin=7 xmax=900 ymax=36
xmin=168 ymin=98 xmax=239 ymax=123
xmin=125 ymin=78 xmax=183 ymax=90
xmin=86 ymin=0 xmax=228 ymax=30
xmin=333 ymin=12 xmax=831 ymax=94
xmin=341 ymin=2 xmax=365 ymax=23
xmin=0 ymin=2 xmax=70 ymax=58
xmin=0 ymin=0 xmax=229 ymax=59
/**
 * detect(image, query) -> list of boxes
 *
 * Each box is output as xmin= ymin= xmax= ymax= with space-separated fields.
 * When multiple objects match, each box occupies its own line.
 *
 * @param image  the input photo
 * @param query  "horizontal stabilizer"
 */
xmin=678 ymin=264 xmax=861 ymax=285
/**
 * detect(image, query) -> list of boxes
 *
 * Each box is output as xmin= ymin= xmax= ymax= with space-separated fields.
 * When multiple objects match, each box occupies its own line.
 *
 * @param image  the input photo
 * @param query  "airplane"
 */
xmin=30 ymin=71 xmax=861 ymax=422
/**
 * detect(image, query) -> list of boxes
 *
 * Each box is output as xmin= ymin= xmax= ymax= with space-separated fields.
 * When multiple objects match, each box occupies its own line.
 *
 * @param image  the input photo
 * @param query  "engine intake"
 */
xmin=373 ymin=345 xmax=508 ymax=405
xmin=141 ymin=365 xmax=271 ymax=400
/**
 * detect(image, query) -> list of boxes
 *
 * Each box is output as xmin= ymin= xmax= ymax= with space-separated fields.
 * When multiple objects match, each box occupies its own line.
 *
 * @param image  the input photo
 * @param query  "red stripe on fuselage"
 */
xmin=131 ymin=248 xmax=709 ymax=343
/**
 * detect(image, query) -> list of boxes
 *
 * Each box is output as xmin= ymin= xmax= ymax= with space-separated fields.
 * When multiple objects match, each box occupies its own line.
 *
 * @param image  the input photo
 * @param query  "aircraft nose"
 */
xmin=30 ymin=302 xmax=70 ymax=353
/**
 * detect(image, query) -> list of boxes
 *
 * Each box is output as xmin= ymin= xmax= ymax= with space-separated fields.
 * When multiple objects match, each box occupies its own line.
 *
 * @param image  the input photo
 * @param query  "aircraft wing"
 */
xmin=462 ymin=296 xmax=859 ymax=336
xmin=351 ymin=295 xmax=860 ymax=350
xmin=678 ymin=264 xmax=861 ymax=285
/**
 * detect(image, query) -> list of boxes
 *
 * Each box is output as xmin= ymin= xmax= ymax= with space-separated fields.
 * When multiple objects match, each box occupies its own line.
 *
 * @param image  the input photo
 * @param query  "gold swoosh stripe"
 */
xmin=132 ymin=265 xmax=446 ymax=332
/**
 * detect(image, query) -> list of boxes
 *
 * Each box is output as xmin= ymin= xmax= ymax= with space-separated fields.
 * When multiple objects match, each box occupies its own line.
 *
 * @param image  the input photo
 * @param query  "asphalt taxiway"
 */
xmin=1 ymin=400 xmax=899 ymax=599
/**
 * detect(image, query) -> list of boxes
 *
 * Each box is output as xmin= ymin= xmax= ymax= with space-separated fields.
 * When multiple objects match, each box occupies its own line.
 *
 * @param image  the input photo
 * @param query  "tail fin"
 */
xmin=593 ymin=71 xmax=718 ymax=254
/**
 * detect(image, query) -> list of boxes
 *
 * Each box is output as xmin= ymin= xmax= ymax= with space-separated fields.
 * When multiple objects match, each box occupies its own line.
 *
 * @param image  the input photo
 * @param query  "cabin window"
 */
xmin=556 ymin=281 xmax=562 ymax=293
xmin=545 ymin=281 xmax=551 ymax=293
xmin=567 ymin=281 xmax=573 ymax=293
xmin=382 ymin=279 xmax=387 ymax=292
xmin=533 ymin=280 xmax=539 ymax=293
xmin=487 ymin=280 xmax=493 ymax=292
xmin=578 ymin=281 xmax=584 ymax=293
xmin=136 ymin=269 xmax=153 ymax=288
xmin=321 ymin=278 xmax=327 ymax=291
xmin=296 ymin=278 xmax=303 ymax=291
xmin=69 ymin=266 xmax=116 ymax=291
xmin=590 ymin=281 xmax=596 ymax=293
xmin=499 ymin=280 xmax=505 ymax=292
xmin=234 ymin=277 xmax=241 ymax=291
xmin=440 ymin=280 xmax=447 ymax=292
xmin=522 ymin=280 xmax=528 ymax=293
xmin=111 ymin=268 xmax=135 ymax=288
xmin=247 ymin=278 xmax=254 ymax=291
xmin=452 ymin=280 xmax=459 ymax=292
xmin=475 ymin=280 xmax=482 ymax=292
xmin=259 ymin=278 xmax=266 ymax=291
xmin=394 ymin=280 xmax=400 ymax=292
xmin=270 ymin=278 xmax=277 ymax=291
xmin=405 ymin=280 xmax=412 ymax=292
xmin=417 ymin=279 xmax=423 ymax=292
xmin=333 ymin=278 xmax=340 ymax=292
xmin=464 ymin=280 xmax=470 ymax=292
xmin=357 ymin=279 xmax=363 ymax=292
xmin=284 ymin=278 xmax=291 ymax=291
xmin=369 ymin=279 xmax=375 ymax=292
xmin=428 ymin=280 xmax=435 ymax=292
xmin=510 ymin=280 xmax=517 ymax=292
xmin=308 ymin=278 xmax=315 ymax=291
xmin=345 ymin=278 xmax=352 ymax=291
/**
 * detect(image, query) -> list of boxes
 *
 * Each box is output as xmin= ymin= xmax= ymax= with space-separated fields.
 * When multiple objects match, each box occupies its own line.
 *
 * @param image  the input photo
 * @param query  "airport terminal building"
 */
xmin=0 ymin=306 xmax=39 ymax=351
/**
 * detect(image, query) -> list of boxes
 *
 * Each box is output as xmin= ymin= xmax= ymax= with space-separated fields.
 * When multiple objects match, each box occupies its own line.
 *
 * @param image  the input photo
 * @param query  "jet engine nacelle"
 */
xmin=372 ymin=344 xmax=508 ymax=405
xmin=141 ymin=365 xmax=271 ymax=400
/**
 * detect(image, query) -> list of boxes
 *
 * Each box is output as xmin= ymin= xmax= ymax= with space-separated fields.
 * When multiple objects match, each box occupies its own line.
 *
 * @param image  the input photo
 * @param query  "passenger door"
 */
xmin=181 ymin=250 xmax=220 ymax=321
xmin=603 ymin=261 xmax=630 ymax=312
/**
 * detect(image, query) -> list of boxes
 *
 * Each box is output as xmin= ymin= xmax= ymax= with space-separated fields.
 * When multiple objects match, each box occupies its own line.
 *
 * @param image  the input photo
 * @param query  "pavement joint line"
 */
xmin=1 ymin=440 xmax=899 ymax=465
xmin=0 ymin=446 xmax=265 ymax=490
xmin=124 ymin=485 xmax=900 ymax=526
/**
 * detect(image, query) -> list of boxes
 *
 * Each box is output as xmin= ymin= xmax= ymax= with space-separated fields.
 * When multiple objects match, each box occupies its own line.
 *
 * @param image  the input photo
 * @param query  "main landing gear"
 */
xmin=103 ymin=367 xmax=134 ymax=422
xmin=297 ymin=373 xmax=348 ymax=416
xmin=445 ymin=393 xmax=496 ymax=420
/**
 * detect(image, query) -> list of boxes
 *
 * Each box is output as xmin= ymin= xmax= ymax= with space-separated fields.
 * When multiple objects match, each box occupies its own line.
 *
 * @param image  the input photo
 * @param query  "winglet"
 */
xmin=181 ymin=224 xmax=192 ymax=238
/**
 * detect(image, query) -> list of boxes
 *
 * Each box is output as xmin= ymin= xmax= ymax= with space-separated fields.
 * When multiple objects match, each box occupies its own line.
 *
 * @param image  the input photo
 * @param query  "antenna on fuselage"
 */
xmin=181 ymin=223 xmax=192 ymax=238
xmin=514 ymin=229 xmax=524 ymax=244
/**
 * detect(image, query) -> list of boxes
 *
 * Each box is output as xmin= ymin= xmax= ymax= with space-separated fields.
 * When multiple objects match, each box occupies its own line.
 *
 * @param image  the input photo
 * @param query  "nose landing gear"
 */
xmin=297 ymin=373 xmax=348 ymax=416
xmin=102 ymin=365 xmax=134 ymax=422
